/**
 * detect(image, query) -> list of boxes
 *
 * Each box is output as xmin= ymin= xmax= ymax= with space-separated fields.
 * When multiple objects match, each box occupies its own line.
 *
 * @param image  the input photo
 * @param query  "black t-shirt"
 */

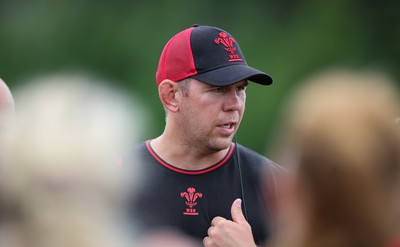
xmin=124 ymin=141 xmax=280 ymax=245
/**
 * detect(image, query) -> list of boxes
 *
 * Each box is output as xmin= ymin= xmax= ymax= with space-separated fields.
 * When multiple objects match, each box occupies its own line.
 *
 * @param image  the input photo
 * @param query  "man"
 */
xmin=127 ymin=25 xmax=281 ymax=247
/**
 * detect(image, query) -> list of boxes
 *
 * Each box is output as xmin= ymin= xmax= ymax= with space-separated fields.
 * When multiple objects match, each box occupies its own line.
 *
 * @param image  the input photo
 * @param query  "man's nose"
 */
xmin=223 ymin=91 xmax=242 ymax=111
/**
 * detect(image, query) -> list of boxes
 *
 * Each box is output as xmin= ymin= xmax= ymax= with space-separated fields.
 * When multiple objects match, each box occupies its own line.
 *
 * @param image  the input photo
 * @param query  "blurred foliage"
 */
xmin=1 ymin=0 xmax=399 ymax=157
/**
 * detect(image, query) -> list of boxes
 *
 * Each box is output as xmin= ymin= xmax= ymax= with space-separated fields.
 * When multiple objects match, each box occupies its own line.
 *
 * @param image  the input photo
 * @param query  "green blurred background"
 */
xmin=1 ymin=0 xmax=399 ymax=157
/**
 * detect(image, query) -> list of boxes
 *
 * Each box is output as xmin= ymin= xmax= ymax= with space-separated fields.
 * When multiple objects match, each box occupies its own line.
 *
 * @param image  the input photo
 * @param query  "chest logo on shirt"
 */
xmin=180 ymin=187 xmax=203 ymax=216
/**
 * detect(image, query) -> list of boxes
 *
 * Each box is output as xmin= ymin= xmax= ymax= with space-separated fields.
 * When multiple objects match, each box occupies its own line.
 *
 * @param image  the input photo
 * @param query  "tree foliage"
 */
xmin=1 ymin=0 xmax=399 ymax=154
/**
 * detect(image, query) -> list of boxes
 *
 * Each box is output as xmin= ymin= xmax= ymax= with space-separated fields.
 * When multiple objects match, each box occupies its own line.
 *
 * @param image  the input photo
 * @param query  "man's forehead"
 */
xmin=190 ymin=78 xmax=248 ymax=87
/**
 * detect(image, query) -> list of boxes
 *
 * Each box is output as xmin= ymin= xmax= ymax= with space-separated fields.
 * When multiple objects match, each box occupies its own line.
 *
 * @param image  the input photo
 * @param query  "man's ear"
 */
xmin=158 ymin=80 xmax=179 ymax=112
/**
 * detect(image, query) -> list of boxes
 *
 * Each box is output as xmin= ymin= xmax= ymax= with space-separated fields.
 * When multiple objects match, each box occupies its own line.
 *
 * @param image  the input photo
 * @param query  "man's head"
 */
xmin=0 ymin=78 xmax=15 ymax=122
xmin=156 ymin=25 xmax=273 ymax=87
xmin=156 ymin=25 xmax=272 ymax=152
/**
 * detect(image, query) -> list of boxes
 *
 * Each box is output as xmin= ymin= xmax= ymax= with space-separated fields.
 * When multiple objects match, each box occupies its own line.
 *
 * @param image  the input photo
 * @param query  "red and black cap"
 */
xmin=156 ymin=25 xmax=273 ymax=87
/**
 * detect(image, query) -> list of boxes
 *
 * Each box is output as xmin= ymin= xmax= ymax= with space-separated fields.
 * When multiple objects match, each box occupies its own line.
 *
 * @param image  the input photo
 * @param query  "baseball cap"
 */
xmin=156 ymin=25 xmax=273 ymax=86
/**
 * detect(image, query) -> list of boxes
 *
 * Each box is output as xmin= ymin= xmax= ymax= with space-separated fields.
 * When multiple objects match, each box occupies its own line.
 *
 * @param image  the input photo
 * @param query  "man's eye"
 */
xmin=213 ymin=87 xmax=225 ymax=92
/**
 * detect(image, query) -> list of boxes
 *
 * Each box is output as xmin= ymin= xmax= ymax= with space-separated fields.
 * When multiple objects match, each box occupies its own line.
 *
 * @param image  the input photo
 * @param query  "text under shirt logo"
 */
xmin=180 ymin=187 xmax=203 ymax=216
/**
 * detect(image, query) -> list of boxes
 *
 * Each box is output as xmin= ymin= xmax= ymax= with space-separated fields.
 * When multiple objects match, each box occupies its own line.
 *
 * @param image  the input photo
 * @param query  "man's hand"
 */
xmin=203 ymin=198 xmax=257 ymax=247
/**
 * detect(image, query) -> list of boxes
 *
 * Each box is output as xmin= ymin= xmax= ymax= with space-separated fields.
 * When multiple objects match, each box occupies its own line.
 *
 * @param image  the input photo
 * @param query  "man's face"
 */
xmin=176 ymin=78 xmax=247 ymax=152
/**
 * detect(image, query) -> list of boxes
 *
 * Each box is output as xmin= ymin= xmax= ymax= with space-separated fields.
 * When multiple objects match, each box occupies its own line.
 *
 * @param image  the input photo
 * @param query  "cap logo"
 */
xmin=214 ymin=32 xmax=243 ymax=62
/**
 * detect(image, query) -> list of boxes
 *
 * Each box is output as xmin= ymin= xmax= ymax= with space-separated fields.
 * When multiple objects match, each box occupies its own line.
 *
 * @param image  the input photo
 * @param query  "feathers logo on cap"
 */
xmin=214 ymin=32 xmax=243 ymax=62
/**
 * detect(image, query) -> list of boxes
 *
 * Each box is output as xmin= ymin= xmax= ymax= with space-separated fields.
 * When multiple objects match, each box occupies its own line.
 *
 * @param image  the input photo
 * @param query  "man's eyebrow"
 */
xmin=238 ymin=81 xmax=249 ymax=87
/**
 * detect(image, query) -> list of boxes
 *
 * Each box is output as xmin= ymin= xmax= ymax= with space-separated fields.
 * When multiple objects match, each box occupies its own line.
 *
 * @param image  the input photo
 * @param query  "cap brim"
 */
xmin=191 ymin=64 xmax=273 ymax=86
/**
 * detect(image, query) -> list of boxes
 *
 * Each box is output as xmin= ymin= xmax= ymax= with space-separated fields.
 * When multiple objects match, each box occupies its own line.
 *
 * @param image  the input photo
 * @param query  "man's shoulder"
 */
xmin=236 ymin=144 xmax=284 ymax=173
xmin=236 ymin=144 xmax=273 ymax=164
xmin=127 ymin=140 xmax=149 ymax=152
xmin=120 ymin=141 xmax=149 ymax=165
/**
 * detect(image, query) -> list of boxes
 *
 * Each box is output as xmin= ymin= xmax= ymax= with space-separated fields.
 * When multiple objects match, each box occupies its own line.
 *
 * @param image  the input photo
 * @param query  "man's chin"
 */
xmin=209 ymin=138 xmax=233 ymax=152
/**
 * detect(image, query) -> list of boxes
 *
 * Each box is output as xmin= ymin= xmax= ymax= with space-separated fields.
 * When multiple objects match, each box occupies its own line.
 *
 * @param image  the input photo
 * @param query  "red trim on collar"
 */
xmin=145 ymin=140 xmax=234 ymax=175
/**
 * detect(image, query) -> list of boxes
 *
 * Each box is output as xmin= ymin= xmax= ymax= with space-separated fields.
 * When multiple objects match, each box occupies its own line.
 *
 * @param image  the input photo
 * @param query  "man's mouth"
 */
xmin=217 ymin=122 xmax=236 ymax=129
xmin=221 ymin=123 xmax=231 ymax=128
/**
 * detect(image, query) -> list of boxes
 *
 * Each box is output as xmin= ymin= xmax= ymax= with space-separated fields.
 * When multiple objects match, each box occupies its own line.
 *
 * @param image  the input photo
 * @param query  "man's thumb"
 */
xmin=231 ymin=198 xmax=247 ymax=224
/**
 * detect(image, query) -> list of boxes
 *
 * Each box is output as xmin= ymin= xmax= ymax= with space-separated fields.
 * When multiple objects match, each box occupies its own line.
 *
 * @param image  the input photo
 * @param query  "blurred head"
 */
xmin=0 ymin=78 xmax=15 ymax=122
xmin=272 ymin=69 xmax=400 ymax=247
xmin=0 ymin=72 xmax=145 ymax=247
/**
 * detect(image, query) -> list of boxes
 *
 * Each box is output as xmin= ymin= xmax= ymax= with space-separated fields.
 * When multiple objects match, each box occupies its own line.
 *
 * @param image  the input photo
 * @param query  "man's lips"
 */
xmin=216 ymin=121 xmax=237 ymax=130
xmin=218 ymin=123 xmax=233 ymax=128
xmin=217 ymin=121 xmax=237 ymax=127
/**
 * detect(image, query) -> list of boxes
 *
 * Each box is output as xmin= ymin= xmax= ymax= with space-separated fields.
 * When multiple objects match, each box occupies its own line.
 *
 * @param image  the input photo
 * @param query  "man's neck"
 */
xmin=149 ymin=135 xmax=230 ymax=170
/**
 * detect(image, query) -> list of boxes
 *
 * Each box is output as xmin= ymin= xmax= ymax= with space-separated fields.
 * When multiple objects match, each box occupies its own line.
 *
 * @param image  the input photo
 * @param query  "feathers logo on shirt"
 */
xmin=180 ymin=187 xmax=203 ymax=216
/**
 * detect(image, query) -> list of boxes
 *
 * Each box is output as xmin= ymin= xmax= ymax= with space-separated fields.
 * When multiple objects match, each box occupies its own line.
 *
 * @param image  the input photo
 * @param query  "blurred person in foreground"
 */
xmin=268 ymin=69 xmax=400 ymax=247
xmin=0 ymin=77 xmax=15 ymax=230
xmin=123 ymin=24 xmax=283 ymax=247
xmin=0 ymin=77 xmax=15 ymax=121
xmin=0 ymin=73 xmax=143 ymax=247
